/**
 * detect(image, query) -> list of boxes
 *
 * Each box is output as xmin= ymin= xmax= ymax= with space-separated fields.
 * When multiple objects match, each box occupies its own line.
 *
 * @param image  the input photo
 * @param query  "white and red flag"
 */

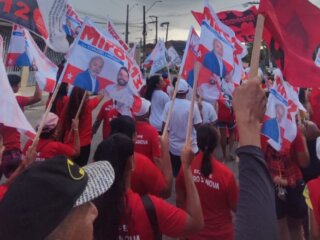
xmin=0 ymin=36 xmax=35 ymax=139
xmin=6 ymin=25 xmax=58 ymax=92
xmin=179 ymin=26 xmax=200 ymax=87
xmin=261 ymin=69 xmax=304 ymax=151
xmin=149 ymin=40 xmax=168 ymax=75
xmin=63 ymin=4 xmax=83 ymax=38
xmin=167 ymin=46 xmax=182 ymax=68
xmin=60 ymin=18 xmax=144 ymax=113
xmin=106 ymin=17 xmax=130 ymax=52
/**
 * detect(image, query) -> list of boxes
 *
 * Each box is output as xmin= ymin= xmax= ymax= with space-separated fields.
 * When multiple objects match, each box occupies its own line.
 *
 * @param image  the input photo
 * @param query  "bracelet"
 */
xmin=73 ymin=129 xmax=79 ymax=131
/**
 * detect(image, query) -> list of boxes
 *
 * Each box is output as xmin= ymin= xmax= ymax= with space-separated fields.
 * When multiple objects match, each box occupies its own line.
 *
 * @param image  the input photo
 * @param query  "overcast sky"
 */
xmin=69 ymin=0 xmax=320 ymax=44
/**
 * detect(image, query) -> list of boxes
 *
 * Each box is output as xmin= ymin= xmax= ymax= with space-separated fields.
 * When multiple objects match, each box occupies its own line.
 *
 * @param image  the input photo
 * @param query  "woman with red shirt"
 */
xmin=176 ymin=123 xmax=238 ymax=240
xmin=60 ymin=87 xmax=103 ymax=166
xmin=93 ymin=133 xmax=204 ymax=240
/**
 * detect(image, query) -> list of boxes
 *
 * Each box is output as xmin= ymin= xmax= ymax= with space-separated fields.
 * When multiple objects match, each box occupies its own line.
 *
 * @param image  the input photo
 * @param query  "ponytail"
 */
xmin=196 ymin=124 xmax=219 ymax=177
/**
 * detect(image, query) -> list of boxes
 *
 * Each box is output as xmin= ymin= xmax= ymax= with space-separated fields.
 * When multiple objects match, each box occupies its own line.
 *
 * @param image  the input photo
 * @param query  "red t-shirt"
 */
xmin=131 ymin=152 xmax=165 ymax=197
xmin=63 ymin=97 xmax=100 ymax=146
xmin=162 ymin=78 xmax=171 ymax=93
xmin=135 ymin=121 xmax=161 ymax=161
xmin=23 ymin=138 xmax=75 ymax=161
xmin=118 ymin=189 xmax=187 ymax=239
xmin=217 ymin=100 xmax=235 ymax=123
xmin=0 ymin=185 xmax=8 ymax=201
xmin=96 ymin=100 xmax=118 ymax=139
xmin=309 ymin=88 xmax=320 ymax=129
xmin=307 ymin=177 xmax=320 ymax=226
xmin=176 ymin=153 xmax=238 ymax=240
xmin=0 ymin=96 xmax=29 ymax=151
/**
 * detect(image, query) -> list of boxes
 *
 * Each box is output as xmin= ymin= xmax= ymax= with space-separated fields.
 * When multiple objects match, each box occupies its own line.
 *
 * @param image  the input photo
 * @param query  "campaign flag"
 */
xmin=128 ymin=43 xmax=137 ymax=59
xmin=217 ymin=6 xmax=258 ymax=43
xmin=150 ymin=40 xmax=168 ymax=75
xmin=106 ymin=17 xmax=130 ymax=52
xmin=259 ymin=0 xmax=320 ymax=88
xmin=167 ymin=46 xmax=182 ymax=68
xmin=60 ymin=18 xmax=144 ymax=113
xmin=0 ymin=0 xmax=69 ymax=53
xmin=6 ymin=25 xmax=58 ymax=92
xmin=63 ymin=4 xmax=83 ymax=38
xmin=179 ymin=26 xmax=200 ymax=87
xmin=191 ymin=11 xmax=204 ymax=26
xmin=192 ymin=1 xmax=247 ymax=107
xmin=261 ymin=69 xmax=304 ymax=151
xmin=0 ymin=37 xmax=35 ymax=139
xmin=315 ymin=48 xmax=320 ymax=68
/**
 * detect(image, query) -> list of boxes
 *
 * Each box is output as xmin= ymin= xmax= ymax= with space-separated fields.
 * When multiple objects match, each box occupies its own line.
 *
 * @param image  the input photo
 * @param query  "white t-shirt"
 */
xmin=201 ymin=101 xmax=217 ymax=124
xmin=197 ymin=83 xmax=220 ymax=104
xmin=162 ymin=98 xmax=202 ymax=155
xmin=150 ymin=90 xmax=170 ymax=131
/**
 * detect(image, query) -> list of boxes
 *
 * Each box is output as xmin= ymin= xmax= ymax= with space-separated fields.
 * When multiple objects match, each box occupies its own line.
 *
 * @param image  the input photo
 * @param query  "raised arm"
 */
xmin=233 ymin=78 xmax=277 ymax=240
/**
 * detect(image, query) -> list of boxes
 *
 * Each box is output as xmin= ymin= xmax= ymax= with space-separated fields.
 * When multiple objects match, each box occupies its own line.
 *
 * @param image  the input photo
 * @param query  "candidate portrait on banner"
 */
xmin=74 ymin=56 xmax=104 ymax=94
xmin=261 ymin=103 xmax=286 ymax=146
xmin=105 ymin=66 xmax=134 ymax=106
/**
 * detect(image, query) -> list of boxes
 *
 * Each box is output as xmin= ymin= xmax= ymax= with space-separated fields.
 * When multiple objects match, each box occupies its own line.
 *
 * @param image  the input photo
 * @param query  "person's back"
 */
xmin=150 ymin=89 xmax=170 ymax=132
xmin=118 ymin=189 xmax=187 ymax=240
xmin=164 ymin=98 xmax=200 ymax=155
xmin=177 ymin=154 xmax=237 ymax=239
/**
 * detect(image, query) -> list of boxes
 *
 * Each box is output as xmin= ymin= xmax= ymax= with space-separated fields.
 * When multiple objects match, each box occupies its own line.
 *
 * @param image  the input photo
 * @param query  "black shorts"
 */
xmin=275 ymin=180 xmax=308 ymax=219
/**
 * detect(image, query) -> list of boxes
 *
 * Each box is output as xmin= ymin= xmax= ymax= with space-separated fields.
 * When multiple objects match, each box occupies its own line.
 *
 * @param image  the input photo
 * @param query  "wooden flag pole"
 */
xmin=162 ymin=76 xmax=181 ymax=138
xmin=185 ymin=61 xmax=201 ymax=146
xmin=66 ymin=91 xmax=87 ymax=142
xmin=30 ymin=83 xmax=62 ymax=150
xmin=248 ymin=14 xmax=265 ymax=80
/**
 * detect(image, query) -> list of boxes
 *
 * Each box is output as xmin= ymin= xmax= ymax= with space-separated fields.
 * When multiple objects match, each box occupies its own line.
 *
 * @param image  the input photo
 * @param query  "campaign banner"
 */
xmin=106 ymin=17 xmax=130 ymax=52
xmin=150 ymin=40 xmax=168 ymax=75
xmin=63 ymin=4 xmax=83 ymax=38
xmin=60 ymin=18 xmax=143 ymax=112
xmin=6 ymin=25 xmax=58 ymax=92
xmin=261 ymin=69 xmax=304 ymax=151
xmin=0 ymin=0 xmax=69 ymax=53
xmin=167 ymin=46 xmax=182 ymax=68
xmin=0 ymin=37 xmax=35 ymax=139
xmin=179 ymin=26 xmax=200 ymax=87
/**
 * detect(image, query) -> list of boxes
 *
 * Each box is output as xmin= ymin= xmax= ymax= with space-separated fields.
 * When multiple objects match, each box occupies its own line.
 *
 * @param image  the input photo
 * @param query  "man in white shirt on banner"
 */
xmin=162 ymin=79 xmax=202 ymax=177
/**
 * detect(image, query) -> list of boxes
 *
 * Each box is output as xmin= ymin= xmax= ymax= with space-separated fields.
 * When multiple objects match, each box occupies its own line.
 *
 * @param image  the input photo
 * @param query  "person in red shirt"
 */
xmin=176 ymin=123 xmax=238 ymax=240
xmin=262 ymin=126 xmax=310 ymax=240
xmin=92 ymin=100 xmax=133 ymax=140
xmin=92 ymin=99 xmax=114 ymax=139
xmin=48 ymin=82 xmax=69 ymax=118
xmin=23 ymin=112 xmax=80 ymax=161
xmin=161 ymin=72 xmax=171 ymax=94
xmin=109 ymin=115 xmax=172 ymax=198
xmin=304 ymin=177 xmax=320 ymax=239
xmin=216 ymin=99 xmax=236 ymax=162
xmin=93 ymin=133 xmax=203 ymax=240
xmin=0 ymin=74 xmax=42 ymax=178
xmin=134 ymin=98 xmax=162 ymax=165
xmin=59 ymin=87 xmax=103 ymax=166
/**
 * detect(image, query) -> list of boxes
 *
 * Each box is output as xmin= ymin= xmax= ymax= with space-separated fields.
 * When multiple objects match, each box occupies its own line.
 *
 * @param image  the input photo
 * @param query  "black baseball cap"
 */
xmin=0 ymin=155 xmax=115 ymax=240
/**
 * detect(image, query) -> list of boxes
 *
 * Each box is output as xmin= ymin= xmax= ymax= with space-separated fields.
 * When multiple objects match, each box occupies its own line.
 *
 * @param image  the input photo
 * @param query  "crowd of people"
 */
xmin=0 ymin=61 xmax=320 ymax=240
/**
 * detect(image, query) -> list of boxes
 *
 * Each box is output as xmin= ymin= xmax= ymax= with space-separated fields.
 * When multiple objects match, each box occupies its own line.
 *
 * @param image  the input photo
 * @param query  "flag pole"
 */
xmin=66 ymin=90 xmax=87 ymax=142
xmin=248 ymin=14 xmax=265 ymax=80
xmin=185 ymin=61 xmax=201 ymax=146
xmin=30 ymin=83 xmax=62 ymax=150
xmin=162 ymin=76 xmax=180 ymax=138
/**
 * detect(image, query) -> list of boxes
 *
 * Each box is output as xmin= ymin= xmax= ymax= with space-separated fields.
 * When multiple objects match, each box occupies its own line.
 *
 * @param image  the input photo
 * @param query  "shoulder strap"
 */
xmin=141 ymin=195 xmax=162 ymax=240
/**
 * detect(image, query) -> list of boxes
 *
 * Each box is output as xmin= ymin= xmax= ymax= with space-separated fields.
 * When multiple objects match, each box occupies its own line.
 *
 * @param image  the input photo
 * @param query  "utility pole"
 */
xmin=143 ymin=5 xmax=146 ymax=61
xmin=125 ymin=4 xmax=129 ymax=44
xmin=149 ymin=16 xmax=158 ymax=43
xmin=160 ymin=22 xmax=169 ymax=42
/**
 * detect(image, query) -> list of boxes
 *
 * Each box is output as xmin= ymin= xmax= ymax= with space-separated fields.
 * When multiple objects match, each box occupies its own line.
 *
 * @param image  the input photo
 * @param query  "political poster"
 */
xmin=60 ymin=18 xmax=144 ymax=113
